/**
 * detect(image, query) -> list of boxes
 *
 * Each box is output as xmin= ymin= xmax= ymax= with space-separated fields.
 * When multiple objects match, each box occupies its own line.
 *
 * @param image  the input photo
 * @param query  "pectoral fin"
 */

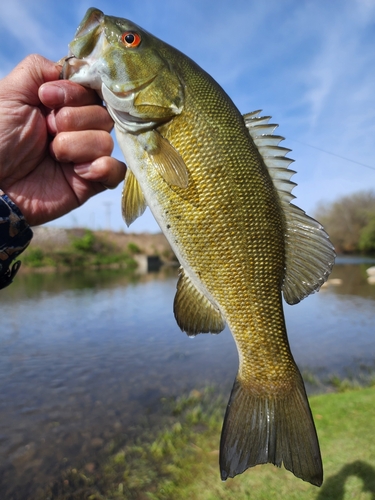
xmin=139 ymin=130 xmax=189 ymax=188
xmin=122 ymin=169 xmax=147 ymax=226
xmin=174 ymin=268 xmax=225 ymax=335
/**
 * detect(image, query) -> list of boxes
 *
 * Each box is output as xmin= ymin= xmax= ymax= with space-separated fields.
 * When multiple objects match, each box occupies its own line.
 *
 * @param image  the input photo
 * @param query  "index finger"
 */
xmin=39 ymin=80 xmax=102 ymax=109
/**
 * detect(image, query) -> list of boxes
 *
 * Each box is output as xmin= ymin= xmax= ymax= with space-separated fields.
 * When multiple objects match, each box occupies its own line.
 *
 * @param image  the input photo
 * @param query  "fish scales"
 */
xmin=129 ymin=55 xmax=296 ymax=397
xmin=62 ymin=8 xmax=335 ymax=486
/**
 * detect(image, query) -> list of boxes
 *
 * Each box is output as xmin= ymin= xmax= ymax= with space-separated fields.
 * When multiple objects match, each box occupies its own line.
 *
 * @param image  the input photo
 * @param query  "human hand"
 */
xmin=0 ymin=54 xmax=126 ymax=226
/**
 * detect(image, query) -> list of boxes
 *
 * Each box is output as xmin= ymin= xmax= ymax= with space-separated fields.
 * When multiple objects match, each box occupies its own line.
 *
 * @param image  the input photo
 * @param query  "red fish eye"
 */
xmin=121 ymin=31 xmax=141 ymax=48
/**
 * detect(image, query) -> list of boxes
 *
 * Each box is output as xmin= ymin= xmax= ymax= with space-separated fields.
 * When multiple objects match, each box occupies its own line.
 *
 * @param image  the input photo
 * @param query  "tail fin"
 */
xmin=219 ymin=375 xmax=323 ymax=486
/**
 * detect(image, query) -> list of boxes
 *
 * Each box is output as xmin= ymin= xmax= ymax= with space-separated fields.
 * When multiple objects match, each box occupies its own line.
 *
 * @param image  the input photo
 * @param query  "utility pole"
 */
xmin=103 ymin=201 xmax=112 ymax=231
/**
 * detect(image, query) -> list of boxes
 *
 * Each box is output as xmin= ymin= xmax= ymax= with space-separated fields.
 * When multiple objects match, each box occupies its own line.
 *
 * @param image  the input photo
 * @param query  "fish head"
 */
xmin=62 ymin=8 xmax=184 ymax=131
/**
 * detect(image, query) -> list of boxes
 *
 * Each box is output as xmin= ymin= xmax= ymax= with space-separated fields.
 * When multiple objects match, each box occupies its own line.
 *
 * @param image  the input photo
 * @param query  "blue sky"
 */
xmin=1 ymin=0 xmax=375 ymax=232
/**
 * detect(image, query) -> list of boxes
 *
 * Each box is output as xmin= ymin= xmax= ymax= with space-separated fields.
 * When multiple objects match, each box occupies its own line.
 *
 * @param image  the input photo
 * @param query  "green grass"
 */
xmin=22 ymin=229 xmax=138 ymax=271
xmin=46 ymin=386 xmax=375 ymax=499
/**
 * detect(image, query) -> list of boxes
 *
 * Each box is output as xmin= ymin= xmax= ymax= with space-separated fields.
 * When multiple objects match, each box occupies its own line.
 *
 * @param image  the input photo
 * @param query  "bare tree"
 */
xmin=315 ymin=190 xmax=375 ymax=254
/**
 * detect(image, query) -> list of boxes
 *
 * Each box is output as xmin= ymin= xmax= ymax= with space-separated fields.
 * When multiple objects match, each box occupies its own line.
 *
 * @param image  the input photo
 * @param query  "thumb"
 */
xmin=0 ymin=54 xmax=61 ymax=106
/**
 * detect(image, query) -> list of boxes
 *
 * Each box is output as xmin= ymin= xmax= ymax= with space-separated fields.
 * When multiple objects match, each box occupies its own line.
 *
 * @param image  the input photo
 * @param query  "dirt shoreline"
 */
xmin=31 ymin=226 xmax=173 ymax=255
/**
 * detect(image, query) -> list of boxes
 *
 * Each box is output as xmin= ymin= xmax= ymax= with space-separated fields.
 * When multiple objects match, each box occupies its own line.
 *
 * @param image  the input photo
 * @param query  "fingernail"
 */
xmin=39 ymin=82 xmax=65 ymax=107
xmin=74 ymin=163 xmax=91 ymax=175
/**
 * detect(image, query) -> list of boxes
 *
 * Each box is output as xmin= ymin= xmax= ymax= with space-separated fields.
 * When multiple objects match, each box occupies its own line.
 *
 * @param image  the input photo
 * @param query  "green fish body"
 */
xmin=63 ymin=8 xmax=335 ymax=486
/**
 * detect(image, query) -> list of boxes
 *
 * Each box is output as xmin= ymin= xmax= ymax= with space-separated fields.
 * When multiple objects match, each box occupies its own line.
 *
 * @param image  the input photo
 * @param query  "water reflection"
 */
xmin=284 ymin=261 xmax=375 ymax=380
xmin=327 ymin=257 xmax=375 ymax=300
xmin=0 ymin=262 xmax=374 ymax=498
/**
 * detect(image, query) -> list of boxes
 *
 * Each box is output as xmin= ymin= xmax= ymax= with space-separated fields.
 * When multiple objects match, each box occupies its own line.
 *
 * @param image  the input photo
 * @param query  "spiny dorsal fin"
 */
xmin=174 ymin=267 xmax=226 ymax=335
xmin=243 ymin=111 xmax=335 ymax=304
xmin=122 ymin=169 xmax=147 ymax=226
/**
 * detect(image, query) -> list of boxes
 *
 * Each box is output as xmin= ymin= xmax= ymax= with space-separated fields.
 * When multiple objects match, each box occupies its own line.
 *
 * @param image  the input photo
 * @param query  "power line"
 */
xmin=103 ymin=201 xmax=112 ymax=231
xmin=288 ymin=139 xmax=375 ymax=172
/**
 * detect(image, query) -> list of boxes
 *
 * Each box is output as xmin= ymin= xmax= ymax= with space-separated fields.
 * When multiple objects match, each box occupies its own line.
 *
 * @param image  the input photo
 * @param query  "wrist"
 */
xmin=0 ymin=190 xmax=33 ymax=289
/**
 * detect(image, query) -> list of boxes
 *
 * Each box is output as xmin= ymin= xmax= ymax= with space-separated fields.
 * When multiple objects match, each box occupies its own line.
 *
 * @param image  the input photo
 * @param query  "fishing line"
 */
xmin=289 ymin=139 xmax=375 ymax=172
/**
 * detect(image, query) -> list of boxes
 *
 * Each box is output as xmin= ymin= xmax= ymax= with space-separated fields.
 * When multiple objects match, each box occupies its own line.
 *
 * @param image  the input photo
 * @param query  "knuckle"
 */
xmin=55 ymin=107 xmax=74 ymax=131
xmin=53 ymin=130 xmax=115 ymax=163
xmin=53 ymin=132 xmax=71 ymax=160
xmin=55 ymin=105 xmax=113 ymax=133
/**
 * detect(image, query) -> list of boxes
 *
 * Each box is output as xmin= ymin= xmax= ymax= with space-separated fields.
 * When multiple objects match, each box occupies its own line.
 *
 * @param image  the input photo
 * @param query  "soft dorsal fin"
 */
xmin=281 ymin=204 xmax=335 ymax=304
xmin=243 ymin=111 xmax=335 ymax=304
xmin=174 ymin=267 xmax=226 ymax=336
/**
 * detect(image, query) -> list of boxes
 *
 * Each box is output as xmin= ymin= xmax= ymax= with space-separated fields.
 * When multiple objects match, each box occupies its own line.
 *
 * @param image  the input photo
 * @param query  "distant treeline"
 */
xmin=315 ymin=190 xmax=375 ymax=255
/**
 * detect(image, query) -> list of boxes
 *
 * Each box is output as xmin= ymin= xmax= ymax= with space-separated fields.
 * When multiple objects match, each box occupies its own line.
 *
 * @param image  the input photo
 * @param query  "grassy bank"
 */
xmin=21 ymin=227 xmax=176 ymax=271
xmin=45 ymin=385 xmax=375 ymax=500
xmin=22 ymin=229 xmax=135 ymax=270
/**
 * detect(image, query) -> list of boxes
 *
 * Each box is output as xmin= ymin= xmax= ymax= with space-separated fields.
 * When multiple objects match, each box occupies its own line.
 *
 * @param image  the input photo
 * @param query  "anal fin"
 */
xmin=173 ymin=268 xmax=225 ymax=336
xmin=220 ymin=373 xmax=323 ymax=486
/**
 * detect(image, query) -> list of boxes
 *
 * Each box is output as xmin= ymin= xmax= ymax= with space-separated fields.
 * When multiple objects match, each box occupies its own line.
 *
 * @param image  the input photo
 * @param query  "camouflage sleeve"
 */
xmin=0 ymin=190 xmax=33 ymax=289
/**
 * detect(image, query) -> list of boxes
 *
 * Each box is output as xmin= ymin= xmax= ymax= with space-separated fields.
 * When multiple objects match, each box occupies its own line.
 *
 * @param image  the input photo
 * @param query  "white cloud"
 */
xmin=300 ymin=6 xmax=375 ymax=138
xmin=355 ymin=0 xmax=375 ymax=18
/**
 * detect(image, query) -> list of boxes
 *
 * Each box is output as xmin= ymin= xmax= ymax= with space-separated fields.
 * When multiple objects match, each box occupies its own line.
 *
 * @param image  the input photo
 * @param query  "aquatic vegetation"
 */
xmin=41 ymin=384 xmax=375 ymax=499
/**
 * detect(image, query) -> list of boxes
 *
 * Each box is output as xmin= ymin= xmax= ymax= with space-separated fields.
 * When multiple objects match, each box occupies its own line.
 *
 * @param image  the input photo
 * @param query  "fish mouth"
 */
xmin=74 ymin=8 xmax=104 ymax=40
xmin=59 ymin=8 xmax=106 ymax=83
xmin=57 ymin=56 xmax=76 ymax=80
xmin=60 ymin=54 xmax=157 ymax=97
xmin=59 ymin=55 xmax=83 ymax=80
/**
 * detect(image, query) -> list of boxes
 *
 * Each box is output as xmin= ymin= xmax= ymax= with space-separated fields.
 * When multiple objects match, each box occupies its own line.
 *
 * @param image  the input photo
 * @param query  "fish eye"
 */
xmin=121 ymin=31 xmax=141 ymax=48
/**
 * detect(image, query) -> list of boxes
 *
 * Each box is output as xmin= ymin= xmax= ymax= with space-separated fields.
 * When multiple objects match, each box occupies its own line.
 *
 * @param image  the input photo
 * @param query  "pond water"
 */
xmin=0 ymin=259 xmax=374 ymax=498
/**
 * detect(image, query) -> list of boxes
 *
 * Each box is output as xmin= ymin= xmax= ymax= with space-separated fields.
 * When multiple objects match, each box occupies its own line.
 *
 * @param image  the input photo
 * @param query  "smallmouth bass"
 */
xmin=62 ymin=8 xmax=335 ymax=486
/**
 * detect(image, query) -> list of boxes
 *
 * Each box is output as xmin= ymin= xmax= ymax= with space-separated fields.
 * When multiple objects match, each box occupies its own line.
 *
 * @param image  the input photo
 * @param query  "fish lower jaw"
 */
xmin=62 ymin=58 xmax=102 ymax=90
